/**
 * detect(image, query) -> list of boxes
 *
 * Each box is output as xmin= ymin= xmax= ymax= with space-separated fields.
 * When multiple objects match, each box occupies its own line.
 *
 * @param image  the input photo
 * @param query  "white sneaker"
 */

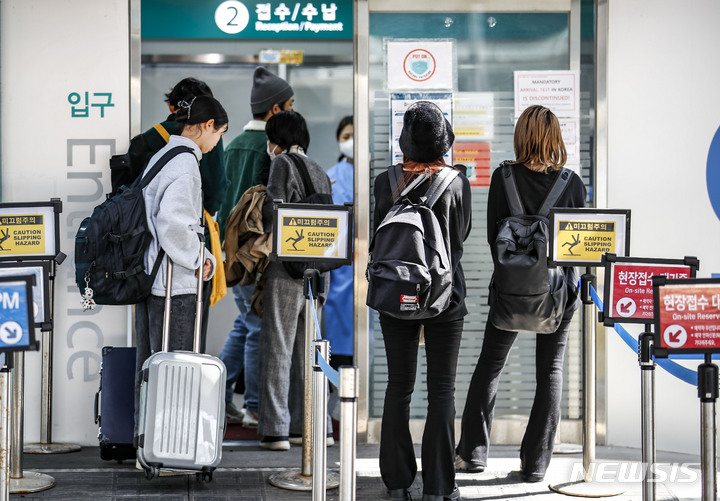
xmin=226 ymin=401 xmax=244 ymax=422
xmin=259 ymin=436 xmax=290 ymax=451
xmin=288 ymin=435 xmax=335 ymax=446
xmin=241 ymin=408 xmax=259 ymax=428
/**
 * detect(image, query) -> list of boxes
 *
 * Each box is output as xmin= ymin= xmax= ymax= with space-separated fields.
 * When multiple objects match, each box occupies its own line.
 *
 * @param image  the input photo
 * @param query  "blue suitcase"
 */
xmin=95 ymin=346 xmax=137 ymax=461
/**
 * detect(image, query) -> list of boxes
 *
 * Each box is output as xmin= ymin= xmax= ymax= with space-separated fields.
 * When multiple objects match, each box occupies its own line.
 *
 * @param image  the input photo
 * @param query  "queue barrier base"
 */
xmin=9 ymin=470 xmax=55 ymax=494
xmin=24 ymin=442 xmax=82 ymax=454
xmin=550 ymin=479 xmax=626 ymax=498
xmin=269 ymin=468 xmax=339 ymax=491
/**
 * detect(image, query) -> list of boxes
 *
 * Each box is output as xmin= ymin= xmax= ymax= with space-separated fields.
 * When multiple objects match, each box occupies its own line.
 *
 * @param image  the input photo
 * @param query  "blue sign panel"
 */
xmin=707 ymin=125 xmax=720 ymax=221
xmin=143 ymin=0 xmax=352 ymax=40
xmin=0 ymin=276 xmax=36 ymax=352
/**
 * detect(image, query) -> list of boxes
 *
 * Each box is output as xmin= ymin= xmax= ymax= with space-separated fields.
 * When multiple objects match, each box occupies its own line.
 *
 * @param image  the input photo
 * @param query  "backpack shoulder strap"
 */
xmin=501 ymin=162 xmax=526 ymax=216
xmin=286 ymin=153 xmax=316 ymax=198
xmin=388 ymin=164 xmax=403 ymax=198
xmin=537 ymin=167 xmax=571 ymax=217
xmin=153 ymin=123 xmax=171 ymax=143
xmin=424 ymin=167 xmax=461 ymax=208
xmin=135 ymin=145 xmax=195 ymax=190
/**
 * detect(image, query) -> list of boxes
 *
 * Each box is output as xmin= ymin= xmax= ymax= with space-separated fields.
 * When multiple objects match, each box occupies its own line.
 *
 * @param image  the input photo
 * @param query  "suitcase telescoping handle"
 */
xmin=161 ymin=239 xmax=205 ymax=354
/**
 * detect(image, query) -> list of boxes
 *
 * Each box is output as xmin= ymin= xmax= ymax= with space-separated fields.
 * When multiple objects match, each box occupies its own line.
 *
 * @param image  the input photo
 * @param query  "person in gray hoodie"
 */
xmin=133 ymin=95 xmax=227 ymax=443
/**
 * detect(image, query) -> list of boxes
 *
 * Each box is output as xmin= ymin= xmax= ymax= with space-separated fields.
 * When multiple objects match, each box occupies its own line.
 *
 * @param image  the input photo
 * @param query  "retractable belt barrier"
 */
xmin=588 ymin=283 xmax=699 ymax=386
xmin=307 ymin=283 xmax=358 ymax=501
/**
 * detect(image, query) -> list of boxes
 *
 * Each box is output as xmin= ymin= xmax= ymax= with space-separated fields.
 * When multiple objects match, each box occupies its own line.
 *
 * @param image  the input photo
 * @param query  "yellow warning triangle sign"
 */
xmin=288 ymin=218 xmax=296 ymax=226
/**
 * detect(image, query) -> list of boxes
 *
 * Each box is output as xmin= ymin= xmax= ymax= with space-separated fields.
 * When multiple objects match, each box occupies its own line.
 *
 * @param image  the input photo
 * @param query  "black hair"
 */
xmin=266 ymin=110 xmax=310 ymax=152
xmin=336 ymin=115 xmax=353 ymax=140
xmin=164 ymin=78 xmax=213 ymax=108
xmin=336 ymin=115 xmax=353 ymax=161
xmin=175 ymin=96 xmax=228 ymax=130
xmin=252 ymin=97 xmax=294 ymax=120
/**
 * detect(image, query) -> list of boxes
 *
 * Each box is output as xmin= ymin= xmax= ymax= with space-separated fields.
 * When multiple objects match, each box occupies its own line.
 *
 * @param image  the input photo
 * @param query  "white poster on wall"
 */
xmin=0 ymin=0 xmax=130 ymax=445
xmin=560 ymin=118 xmax=581 ymax=173
xmin=390 ymin=93 xmax=453 ymax=165
xmin=387 ymin=40 xmax=455 ymax=91
xmin=514 ymin=70 xmax=580 ymax=118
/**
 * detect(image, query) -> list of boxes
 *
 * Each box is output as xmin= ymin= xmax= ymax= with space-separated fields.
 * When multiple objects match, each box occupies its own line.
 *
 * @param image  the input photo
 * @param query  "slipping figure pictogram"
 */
xmin=0 ymin=228 xmax=9 ymax=251
xmin=286 ymin=228 xmax=304 ymax=250
xmin=562 ymin=233 xmax=580 ymax=255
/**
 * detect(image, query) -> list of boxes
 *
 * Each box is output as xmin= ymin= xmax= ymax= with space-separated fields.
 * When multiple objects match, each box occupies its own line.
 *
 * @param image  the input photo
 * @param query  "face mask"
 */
xmin=267 ymin=141 xmax=279 ymax=160
xmin=338 ymin=139 xmax=354 ymax=160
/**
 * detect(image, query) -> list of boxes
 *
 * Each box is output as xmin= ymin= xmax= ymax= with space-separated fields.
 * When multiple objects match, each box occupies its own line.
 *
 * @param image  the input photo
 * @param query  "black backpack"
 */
xmin=366 ymin=165 xmax=460 ymax=319
xmin=109 ymin=123 xmax=170 ymax=196
xmin=489 ymin=163 xmax=570 ymax=333
xmin=281 ymin=153 xmax=337 ymax=280
xmin=75 ymin=146 xmax=194 ymax=305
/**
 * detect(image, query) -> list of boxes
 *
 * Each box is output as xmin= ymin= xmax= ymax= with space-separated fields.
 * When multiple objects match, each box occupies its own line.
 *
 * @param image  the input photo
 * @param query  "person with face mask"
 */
xmin=323 ymin=116 xmax=354 ymax=426
xmin=259 ymin=110 xmax=333 ymax=450
xmin=216 ymin=67 xmax=294 ymax=428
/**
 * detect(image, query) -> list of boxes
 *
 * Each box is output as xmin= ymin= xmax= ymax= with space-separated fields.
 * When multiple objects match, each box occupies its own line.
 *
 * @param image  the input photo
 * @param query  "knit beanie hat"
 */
xmin=398 ymin=101 xmax=454 ymax=162
xmin=250 ymin=67 xmax=294 ymax=114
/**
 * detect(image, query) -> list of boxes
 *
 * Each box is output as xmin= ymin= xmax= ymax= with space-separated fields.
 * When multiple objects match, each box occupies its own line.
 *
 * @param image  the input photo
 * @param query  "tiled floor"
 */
xmin=10 ymin=442 xmax=704 ymax=500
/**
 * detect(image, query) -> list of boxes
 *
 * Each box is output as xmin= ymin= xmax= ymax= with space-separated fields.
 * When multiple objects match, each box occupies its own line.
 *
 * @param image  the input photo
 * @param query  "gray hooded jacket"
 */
xmin=142 ymin=135 xmax=216 ymax=296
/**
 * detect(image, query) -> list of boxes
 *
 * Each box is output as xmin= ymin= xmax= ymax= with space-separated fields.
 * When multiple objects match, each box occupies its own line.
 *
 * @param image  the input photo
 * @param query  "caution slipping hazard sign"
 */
xmin=280 ymin=216 xmax=340 ymax=256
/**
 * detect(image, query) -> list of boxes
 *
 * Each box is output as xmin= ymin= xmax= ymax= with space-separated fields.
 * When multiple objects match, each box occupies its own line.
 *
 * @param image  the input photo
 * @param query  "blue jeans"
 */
xmin=219 ymin=283 xmax=261 ymax=411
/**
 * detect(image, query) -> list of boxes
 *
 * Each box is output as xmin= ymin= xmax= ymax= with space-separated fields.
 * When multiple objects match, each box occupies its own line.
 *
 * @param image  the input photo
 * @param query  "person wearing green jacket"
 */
xmin=216 ymin=67 xmax=294 ymax=426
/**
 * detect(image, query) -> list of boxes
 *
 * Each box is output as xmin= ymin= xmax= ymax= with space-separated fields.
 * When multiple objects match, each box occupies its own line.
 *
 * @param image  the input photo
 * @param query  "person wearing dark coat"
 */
xmin=455 ymin=104 xmax=586 ymax=483
xmin=257 ymin=110 xmax=333 ymax=451
xmin=372 ymin=101 xmax=472 ymax=501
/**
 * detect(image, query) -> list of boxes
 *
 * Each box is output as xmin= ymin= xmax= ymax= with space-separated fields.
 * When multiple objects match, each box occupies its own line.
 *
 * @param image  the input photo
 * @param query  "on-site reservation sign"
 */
xmin=549 ymin=209 xmax=631 ymax=267
xmin=653 ymin=279 xmax=720 ymax=355
xmin=602 ymin=255 xmax=697 ymax=325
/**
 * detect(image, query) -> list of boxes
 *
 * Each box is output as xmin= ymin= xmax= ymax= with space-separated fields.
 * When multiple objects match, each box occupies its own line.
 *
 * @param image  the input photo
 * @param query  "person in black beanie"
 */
xmin=371 ymin=101 xmax=472 ymax=501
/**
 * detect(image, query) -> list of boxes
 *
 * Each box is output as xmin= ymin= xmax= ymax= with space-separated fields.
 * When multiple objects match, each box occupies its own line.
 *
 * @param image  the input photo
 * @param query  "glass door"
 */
xmin=356 ymin=0 xmax=597 ymax=441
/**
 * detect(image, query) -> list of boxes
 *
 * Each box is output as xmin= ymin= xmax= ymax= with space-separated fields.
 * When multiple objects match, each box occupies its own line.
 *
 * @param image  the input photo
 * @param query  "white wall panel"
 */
xmin=606 ymin=0 xmax=720 ymax=454
xmin=1 ymin=0 xmax=130 ymax=445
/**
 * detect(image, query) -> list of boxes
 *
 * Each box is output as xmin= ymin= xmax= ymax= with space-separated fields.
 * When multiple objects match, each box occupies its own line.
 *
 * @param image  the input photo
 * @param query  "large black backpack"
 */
xmin=489 ymin=163 xmax=570 ymax=333
xmin=75 ymin=146 xmax=194 ymax=305
xmin=366 ymin=165 xmax=460 ymax=319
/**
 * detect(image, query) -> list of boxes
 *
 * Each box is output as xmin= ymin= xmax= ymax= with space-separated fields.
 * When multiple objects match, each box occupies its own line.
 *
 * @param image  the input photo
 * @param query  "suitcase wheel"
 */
xmin=196 ymin=470 xmax=213 ymax=482
xmin=144 ymin=466 xmax=158 ymax=480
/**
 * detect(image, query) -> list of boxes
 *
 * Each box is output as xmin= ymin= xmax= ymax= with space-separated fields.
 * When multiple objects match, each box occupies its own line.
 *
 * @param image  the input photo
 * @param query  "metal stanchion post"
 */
xmin=639 ymin=328 xmax=656 ymax=501
xmin=9 ymin=352 xmax=54 ymax=493
xmin=0 ymin=364 xmax=11 ymax=501
xmin=313 ymin=340 xmax=329 ymax=501
xmin=339 ymin=366 xmax=358 ymax=501
xmin=551 ymin=272 xmax=625 ymax=497
xmin=698 ymin=356 xmax=717 ymax=501
xmin=581 ymin=269 xmax=596 ymax=482
xmin=25 ymin=257 xmax=80 ymax=454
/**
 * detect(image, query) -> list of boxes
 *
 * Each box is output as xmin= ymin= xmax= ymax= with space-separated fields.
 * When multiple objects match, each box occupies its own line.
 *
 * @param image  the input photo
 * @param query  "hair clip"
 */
xmin=177 ymin=96 xmax=197 ymax=119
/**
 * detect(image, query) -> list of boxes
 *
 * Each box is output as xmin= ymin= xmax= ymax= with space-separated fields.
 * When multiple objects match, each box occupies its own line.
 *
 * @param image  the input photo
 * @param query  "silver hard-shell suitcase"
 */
xmin=137 ymin=244 xmax=226 ymax=480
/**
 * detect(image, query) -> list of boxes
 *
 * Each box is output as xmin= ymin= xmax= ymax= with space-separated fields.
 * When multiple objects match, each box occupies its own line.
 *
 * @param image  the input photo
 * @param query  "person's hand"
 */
xmin=202 ymin=258 xmax=212 ymax=280
xmin=196 ymin=258 xmax=213 ymax=280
